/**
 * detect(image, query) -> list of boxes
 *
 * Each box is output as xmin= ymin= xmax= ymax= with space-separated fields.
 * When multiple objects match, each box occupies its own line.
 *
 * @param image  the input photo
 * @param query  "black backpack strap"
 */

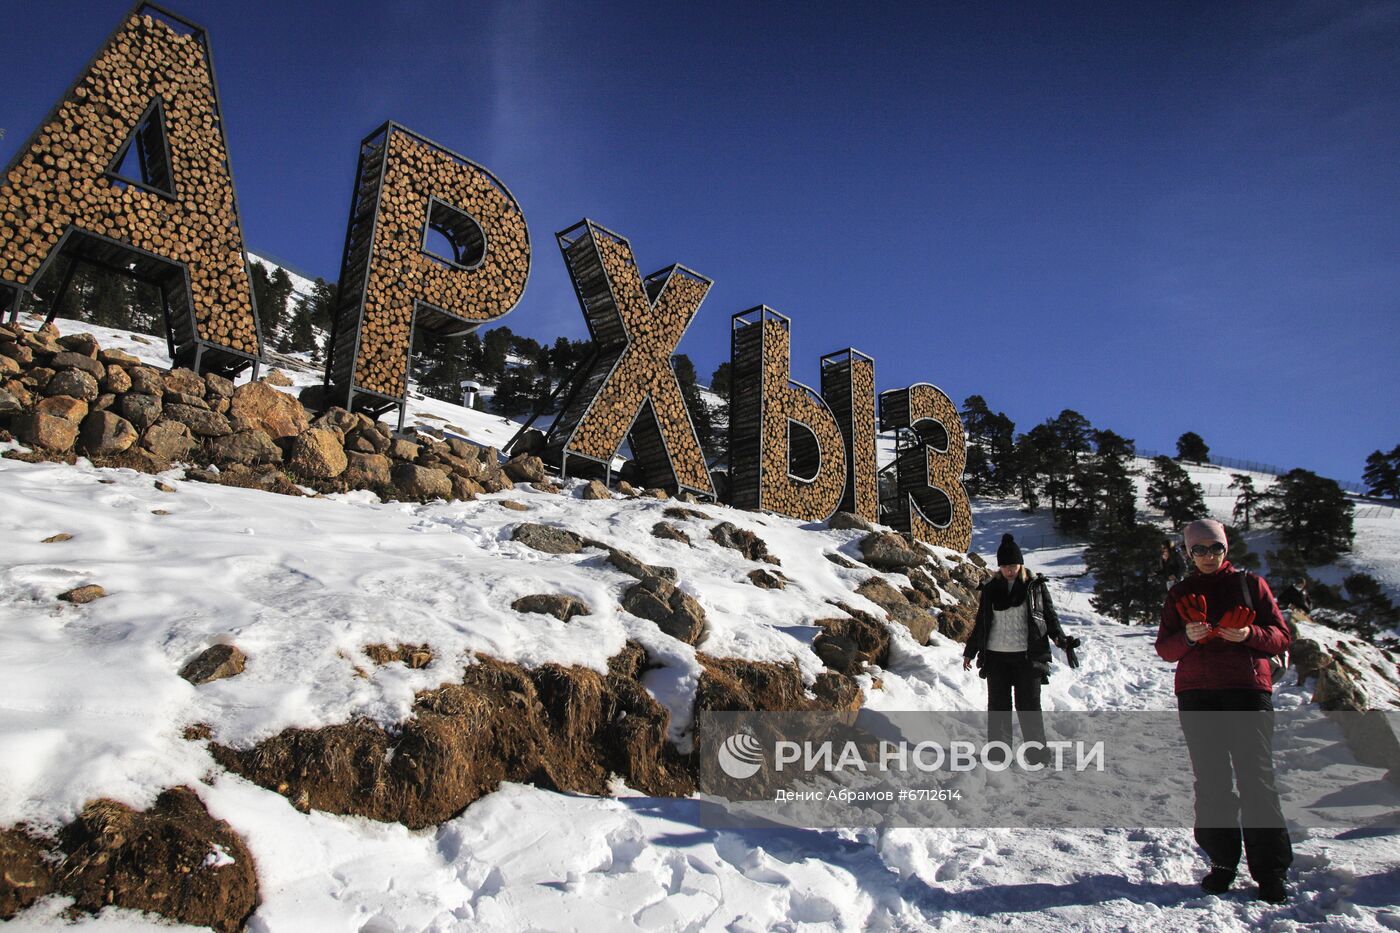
xmin=1239 ymin=572 xmax=1254 ymax=610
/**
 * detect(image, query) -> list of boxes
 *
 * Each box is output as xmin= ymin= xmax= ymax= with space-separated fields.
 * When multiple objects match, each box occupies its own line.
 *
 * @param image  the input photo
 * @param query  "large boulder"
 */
xmin=142 ymin=421 xmax=197 ymax=462
xmin=44 ymin=368 xmax=99 ymax=402
xmin=50 ymin=351 xmax=104 ymax=380
xmin=36 ymin=394 xmax=88 ymax=423
xmin=78 ymin=411 xmax=138 ymax=456
xmin=828 ymin=511 xmax=876 ymax=532
xmin=512 ymin=523 xmax=583 ymax=554
xmin=854 ymin=576 xmax=937 ymax=645
xmin=164 ymin=368 xmax=206 ymax=399
xmin=0 ymin=386 xmax=22 ymax=416
xmin=163 ymin=404 xmax=232 ymax=438
xmin=127 ymin=366 xmax=166 ymax=396
xmin=344 ymin=451 xmax=392 ymax=487
xmin=16 ymin=411 xmax=78 ymax=451
xmin=580 ymin=480 xmax=612 ymax=501
xmin=118 ymin=392 xmax=162 ymax=431
xmin=208 ymin=430 xmax=283 ymax=466
xmin=229 ymin=381 xmax=309 ymax=441
xmin=858 ymin=531 xmax=924 ymax=571
xmin=57 ymin=332 xmax=100 ymax=357
xmin=289 ymin=428 xmax=348 ymax=478
xmin=503 ymin=454 xmax=547 ymax=483
xmin=390 ymin=463 xmax=452 ymax=500
xmin=622 ymin=576 xmax=707 ymax=645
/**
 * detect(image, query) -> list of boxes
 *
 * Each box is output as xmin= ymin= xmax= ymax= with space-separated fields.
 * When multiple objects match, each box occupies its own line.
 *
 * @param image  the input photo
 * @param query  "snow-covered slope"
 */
xmin=4 ymin=315 xmax=1400 ymax=931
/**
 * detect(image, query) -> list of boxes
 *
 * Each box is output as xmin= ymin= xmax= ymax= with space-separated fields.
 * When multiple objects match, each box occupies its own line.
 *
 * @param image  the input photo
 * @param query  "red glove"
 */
xmin=1218 ymin=606 xmax=1256 ymax=630
xmin=1176 ymin=594 xmax=1216 ymax=643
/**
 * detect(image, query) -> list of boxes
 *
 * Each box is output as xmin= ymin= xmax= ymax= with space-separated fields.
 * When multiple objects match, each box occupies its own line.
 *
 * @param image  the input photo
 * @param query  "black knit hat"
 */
xmin=996 ymin=533 xmax=1024 ymax=567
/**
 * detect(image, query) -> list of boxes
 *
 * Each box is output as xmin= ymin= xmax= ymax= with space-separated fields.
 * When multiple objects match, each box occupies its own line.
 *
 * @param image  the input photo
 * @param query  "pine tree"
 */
xmin=1061 ymin=429 xmax=1137 ymax=535
xmin=961 ymin=396 xmax=1018 ymax=497
xmin=1223 ymin=523 xmax=1259 ymax=571
xmin=1176 ymin=431 xmax=1210 ymax=463
xmin=709 ymin=361 xmax=731 ymax=400
xmin=482 ymin=327 xmax=512 ymax=382
xmin=1086 ymin=520 xmax=1164 ymax=625
xmin=1363 ymin=445 xmax=1400 ymax=499
xmin=1230 ymin=474 xmax=1261 ymax=530
xmin=491 ymin=366 xmax=534 ymax=416
xmin=1256 ymin=468 xmax=1355 ymax=563
xmin=672 ymin=353 xmax=716 ymax=456
xmin=1146 ymin=456 xmax=1208 ymax=530
xmin=279 ymin=297 xmax=316 ymax=354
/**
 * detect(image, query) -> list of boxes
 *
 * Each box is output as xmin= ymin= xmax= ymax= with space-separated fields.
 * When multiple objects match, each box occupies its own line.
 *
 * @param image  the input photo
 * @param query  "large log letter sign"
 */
xmin=541 ymin=220 xmax=715 ymax=497
xmin=880 ymin=384 xmax=973 ymax=551
xmin=325 ymin=123 xmax=530 ymax=422
xmin=0 ymin=5 xmax=262 ymax=374
xmin=819 ymin=348 xmax=879 ymax=525
xmin=728 ymin=308 xmax=847 ymax=522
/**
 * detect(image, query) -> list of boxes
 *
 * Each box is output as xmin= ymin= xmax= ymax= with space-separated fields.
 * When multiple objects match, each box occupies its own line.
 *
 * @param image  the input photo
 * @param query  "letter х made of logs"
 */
xmin=542 ymin=219 xmax=714 ymax=498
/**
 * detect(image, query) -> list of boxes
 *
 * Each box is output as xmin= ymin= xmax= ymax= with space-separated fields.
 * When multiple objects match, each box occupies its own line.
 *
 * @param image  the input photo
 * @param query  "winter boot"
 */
xmin=1200 ymin=865 xmax=1236 ymax=895
xmin=1256 ymin=874 xmax=1290 ymax=904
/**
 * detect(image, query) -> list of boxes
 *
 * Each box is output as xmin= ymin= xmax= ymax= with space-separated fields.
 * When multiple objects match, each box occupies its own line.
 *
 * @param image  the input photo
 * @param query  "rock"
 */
xmin=346 ymin=428 xmax=389 ymax=454
xmin=512 ymin=523 xmax=583 ymax=554
xmin=580 ymin=480 xmax=612 ymax=501
xmin=127 ymin=365 xmax=166 ymax=396
xmin=1291 ymin=638 xmax=1333 ymax=681
xmin=0 ymin=355 xmax=19 ymax=377
xmin=163 ymin=403 xmax=231 ymax=437
xmin=676 ymin=492 xmax=700 ymax=504
xmin=265 ymin=368 xmax=293 ymax=387
xmin=651 ymin=522 xmax=690 ymax=544
xmin=391 ymin=463 xmax=451 ymax=499
xmin=142 ymin=421 xmax=197 ymax=461
xmin=208 ymin=430 xmax=283 ymax=466
xmin=155 ymin=480 xmax=177 ymax=493
xmin=50 ymin=351 xmax=104 ymax=380
xmin=57 ymin=333 xmax=100 ymax=357
xmin=41 ymin=533 xmax=73 ymax=543
xmin=203 ymin=372 xmax=234 ymax=399
xmin=828 ymin=511 xmax=876 ymax=532
xmin=229 ymin=381 xmax=309 ymax=441
xmin=450 ymin=475 xmax=483 ymax=500
xmin=311 ymin=407 xmax=358 ymax=439
xmin=498 ymin=500 xmax=530 ymax=511
xmin=16 ymin=411 xmax=78 ymax=451
xmin=164 ymin=390 xmax=209 ymax=409
xmin=622 ymin=577 xmax=707 ymax=645
xmin=0 ymin=828 xmax=54 ymax=916
xmin=617 ymin=481 xmax=639 ymax=496
xmin=97 ymin=348 xmax=141 ymax=366
xmin=859 ymin=531 xmax=924 ymax=571
xmin=825 ymin=552 xmax=860 ymax=569
xmin=1 ymin=341 xmax=33 ymax=365
xmin=937 ymin=602 xmax=978 ymax=643
xmin=662 ymin=506 xmax=711 ymax=521
xmin=0 ymin=386 xmax=21 ymax=416
xmin=855 ymin=576 xmax=908 ymax=612
xmin=388 ymin=438 xmax=421 ymax=462
xmin=710 ymin=521 xmax=777 ymax=564
xmin=480 ymin=471 xmax=514 ymax=493
xmin=78 ymin=411 xmax=138 ymax=455
xmin=119 ymin=392 xmax=162 ymax=430
xmin=814 ymin=633 xmax=861 ymax=674
xmin=601 ymin=546 xmax=678 ymax=582
xmin=967 ymin=551 xmax=988 ymax=569
xmin=747 ymin=568 xmax=787 ymax=589
xmin=91 ymin=392 xmax=115 ymax=413
xmin=1314 ymin=666 xmax=1366 ymax=712
xmin=164 ymin=368 xmax=206 ymax=398
xmin=344 ymin=452 xmax=392 ymax=487
xmin=512 ymin=594 xmax=592 ymax=622
xmin=59 ymin=584 xmax=106 ymax=604
xmin=288 ymin=428 xmax=347 ymax=478
xmin=855 ymin=577 xmax=937 ymax=645
xmin=36 ymin=394 xmax=88 ymax=422
xmin=643 ymin=487 xmax=669 ymax=500
xmin=22 ymin=366 xmax=55 ymax=391
xmin=100 ymin=364 xmax=132 ymax=394
xmin=507 ymin=428 xmax=546 ymax=457
xmin=503 ymin=454 xmax=547 ymax=483
xmin=44 ymin=368 xmax=99 ymax=401
xmin=179 ymin=644 xmax=247 ymax=685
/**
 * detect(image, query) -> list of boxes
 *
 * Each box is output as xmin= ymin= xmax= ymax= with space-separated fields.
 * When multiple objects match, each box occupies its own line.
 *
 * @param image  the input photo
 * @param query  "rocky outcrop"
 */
xmin=180 ymin=644 xmax=247 ymax=685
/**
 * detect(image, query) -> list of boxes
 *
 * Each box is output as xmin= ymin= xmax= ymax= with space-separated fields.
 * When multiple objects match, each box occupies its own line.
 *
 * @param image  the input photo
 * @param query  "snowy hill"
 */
xmin=3 ymin=313 xmax=1400 ymax=931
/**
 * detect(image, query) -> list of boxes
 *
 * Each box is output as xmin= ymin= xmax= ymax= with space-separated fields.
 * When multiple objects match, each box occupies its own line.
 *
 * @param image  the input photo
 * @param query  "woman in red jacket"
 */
xmin=1156 ymin=518 xmax=1293 ymax=903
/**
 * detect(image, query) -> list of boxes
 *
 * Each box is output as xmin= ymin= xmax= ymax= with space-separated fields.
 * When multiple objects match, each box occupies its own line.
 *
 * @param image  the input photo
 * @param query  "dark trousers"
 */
xmin=1177 ymin=689 xmax=1293 ymax=881
xmin=983 ymin=651 xmax=1046 ymax=750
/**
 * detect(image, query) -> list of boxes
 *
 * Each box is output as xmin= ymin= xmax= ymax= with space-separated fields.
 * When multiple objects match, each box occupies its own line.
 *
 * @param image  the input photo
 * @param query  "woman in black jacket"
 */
xmin=962 ymin=534 xmax=1075 ymax=763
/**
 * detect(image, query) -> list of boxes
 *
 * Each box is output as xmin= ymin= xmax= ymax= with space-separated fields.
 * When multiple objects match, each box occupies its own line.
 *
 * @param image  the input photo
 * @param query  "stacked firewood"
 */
xmin=0 ymin=12 xmax=259 ymax=357
xmin=729 ymin=314 xmax=845 ymax=522
xmin=554 ymin=225 xmax=713 ymax=495
xmin=882 ymin=384 xmax=972 ymax=551
xmin=820 ymin=352 xmax=879 ymax=524
xmin=348 ymin=129 xmax=529 ymax=400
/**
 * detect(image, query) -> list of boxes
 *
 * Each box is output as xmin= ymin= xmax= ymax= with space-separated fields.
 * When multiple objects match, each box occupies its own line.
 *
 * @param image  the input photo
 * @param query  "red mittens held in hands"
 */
xmin=1177 ymin=593 xmax=1255 ymax=644
xmin=1176 ymin=594 xmax=1208 ymax=625
xmin=1218 ymin=606 xmax=1256 ymax=630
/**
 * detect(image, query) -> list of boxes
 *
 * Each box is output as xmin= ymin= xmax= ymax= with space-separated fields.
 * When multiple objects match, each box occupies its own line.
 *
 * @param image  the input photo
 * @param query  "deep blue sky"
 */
xmin=3 ymin=0 xmax=1397 ymax=483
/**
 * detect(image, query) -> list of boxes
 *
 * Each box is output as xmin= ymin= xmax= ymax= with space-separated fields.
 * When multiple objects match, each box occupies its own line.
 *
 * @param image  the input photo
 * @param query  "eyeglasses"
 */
xmin=1189 ymin=543 xmax=1226 ymax=558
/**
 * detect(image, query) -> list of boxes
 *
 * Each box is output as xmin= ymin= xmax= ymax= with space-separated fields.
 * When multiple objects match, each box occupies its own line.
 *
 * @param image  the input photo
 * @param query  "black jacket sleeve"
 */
xmin=1037 ymin=577 xmax=1067 ymax=643
xmin=964 ymin=585 xmax=990 ymax=661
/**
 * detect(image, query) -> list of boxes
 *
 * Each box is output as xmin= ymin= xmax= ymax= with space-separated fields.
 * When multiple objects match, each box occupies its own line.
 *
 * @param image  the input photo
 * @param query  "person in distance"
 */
xmin=1155 ymin=518 xmax=1294 ymax=903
